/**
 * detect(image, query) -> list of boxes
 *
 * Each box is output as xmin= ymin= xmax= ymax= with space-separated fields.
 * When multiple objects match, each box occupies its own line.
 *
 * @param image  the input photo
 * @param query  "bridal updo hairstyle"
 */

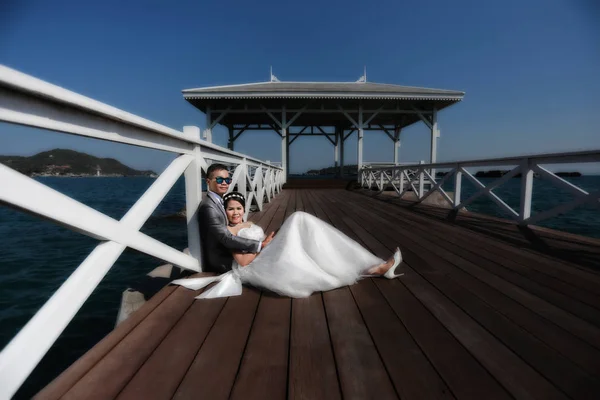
xmin=223 ymin=192 xmax=246 ymax=210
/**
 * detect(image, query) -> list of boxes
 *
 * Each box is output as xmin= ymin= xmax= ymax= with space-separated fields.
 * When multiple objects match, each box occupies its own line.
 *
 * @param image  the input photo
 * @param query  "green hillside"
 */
xmin=0 ymin=149 xmax=156 ymax=176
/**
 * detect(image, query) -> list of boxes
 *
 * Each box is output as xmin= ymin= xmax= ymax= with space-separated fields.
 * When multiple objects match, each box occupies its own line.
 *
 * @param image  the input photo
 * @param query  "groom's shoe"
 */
xmin=384 ymin=248 xmax=404 ymax=279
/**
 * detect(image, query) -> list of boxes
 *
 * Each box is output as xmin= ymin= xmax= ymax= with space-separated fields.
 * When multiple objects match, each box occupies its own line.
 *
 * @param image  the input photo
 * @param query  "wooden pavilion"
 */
xmin=183 ymin=75 xmax=464 ymax=179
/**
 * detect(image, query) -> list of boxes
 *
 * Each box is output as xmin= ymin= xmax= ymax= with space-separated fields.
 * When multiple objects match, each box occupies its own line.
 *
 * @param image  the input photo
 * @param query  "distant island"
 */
xmin=304 ymin=165 xmax=358 ymax=176
xmin=436 ymin=170 xmax=581 ymax=178
xmin=0 ymin=149 xmax=157 ymax=177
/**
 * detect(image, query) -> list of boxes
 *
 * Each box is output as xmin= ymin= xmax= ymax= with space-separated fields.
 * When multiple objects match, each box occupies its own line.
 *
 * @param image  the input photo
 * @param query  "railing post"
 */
xmin=430 ymin=108 xmax=439 ymax=178
xmin=357 ymin=105 xmax=364 ymax=181
xmin=379 ymin=170 xmax=385 ymax=191
xmin=519 ymin=159 xmax=533 ymax=223
xmin=256 ymin=165 xmax=264 ymax=210
xmin=239 ymin=158 xmax=248 ymax=210
xmin=453 ymin=168 xmax=462 ymax=208
xmin=266 ymin=168 xmax=273 ymax=199
xmin=399 ymin=168 xmax=404 ymax=196
xmin=281 ymin=107 xmax=288 ymax=183
xmin=419 ymin=162 xmax=425 ymax=199
xmin=183 ymin=126 xmax=203 ymax=268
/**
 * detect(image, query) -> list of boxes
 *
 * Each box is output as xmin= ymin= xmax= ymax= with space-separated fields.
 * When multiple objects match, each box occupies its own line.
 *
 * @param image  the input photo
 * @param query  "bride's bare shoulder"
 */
xmin=228 ymin=221 xmax=254 ymax=235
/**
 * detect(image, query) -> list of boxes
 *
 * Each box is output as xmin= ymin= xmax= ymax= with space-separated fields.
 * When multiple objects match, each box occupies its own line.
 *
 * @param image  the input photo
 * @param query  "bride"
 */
xmin=172 ymin=192 xmax=403 ymax=299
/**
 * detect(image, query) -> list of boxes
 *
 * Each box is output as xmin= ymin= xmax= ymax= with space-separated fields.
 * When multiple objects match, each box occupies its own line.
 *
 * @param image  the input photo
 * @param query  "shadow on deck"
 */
xmin=36 ymin=189 xmax=600 ymax=399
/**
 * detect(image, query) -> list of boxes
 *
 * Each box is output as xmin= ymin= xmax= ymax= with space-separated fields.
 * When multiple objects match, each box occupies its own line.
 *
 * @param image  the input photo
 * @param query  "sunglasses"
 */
xmin=213 ymin=177 xmax=232 ymax=184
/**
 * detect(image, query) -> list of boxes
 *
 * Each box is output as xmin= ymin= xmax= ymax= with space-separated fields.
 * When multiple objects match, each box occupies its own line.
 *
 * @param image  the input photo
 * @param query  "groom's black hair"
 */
xmin=206 ymin=163 xmax=229 ymax=179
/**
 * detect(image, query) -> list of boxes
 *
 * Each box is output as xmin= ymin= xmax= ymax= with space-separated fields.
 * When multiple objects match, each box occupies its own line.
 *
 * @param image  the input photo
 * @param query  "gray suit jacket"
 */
xmin=198 ymin=194 xmax=259 ymax=274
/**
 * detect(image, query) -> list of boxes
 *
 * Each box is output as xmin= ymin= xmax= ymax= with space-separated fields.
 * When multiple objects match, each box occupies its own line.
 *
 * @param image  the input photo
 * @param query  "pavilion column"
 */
xmin=393 ymin=126 xmax=402 ymax=165
xmin=334 ymin=127 xmax=339 ymax=172
xmin=203 ymin=106 xmax=213 ymax=143
xmin=227 ymin=126 xmax=234 ymax=150
xmin=430 ymin=108 xmax=439 ymax=177
xmin=281 ymin=107 xmax=288 ymax=182
xmin=340 ymin=129 xmax=345 ymax=178
xmin=357 ymin=105 xmax=364 ymax=181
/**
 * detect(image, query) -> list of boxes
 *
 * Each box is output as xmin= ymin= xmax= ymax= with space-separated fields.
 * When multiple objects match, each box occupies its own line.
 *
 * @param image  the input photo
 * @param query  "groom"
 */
xmin=198 ymin=163 xmax=274 ymax=274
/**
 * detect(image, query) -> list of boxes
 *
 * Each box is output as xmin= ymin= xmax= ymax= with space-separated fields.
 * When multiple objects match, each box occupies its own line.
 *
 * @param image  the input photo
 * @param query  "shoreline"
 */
xmin=32 ymin=174 xmax=158 ymax=178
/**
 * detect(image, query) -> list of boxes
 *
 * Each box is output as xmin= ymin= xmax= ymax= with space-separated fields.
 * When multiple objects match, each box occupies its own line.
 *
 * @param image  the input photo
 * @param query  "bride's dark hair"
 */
xmin=223 ymin=191 xmax=246 ymax=209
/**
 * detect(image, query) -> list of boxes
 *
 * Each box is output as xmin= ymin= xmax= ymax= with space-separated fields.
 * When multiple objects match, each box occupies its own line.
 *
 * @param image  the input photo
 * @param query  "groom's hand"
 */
xmin=260 ymin=231 xmax=276 ymax=250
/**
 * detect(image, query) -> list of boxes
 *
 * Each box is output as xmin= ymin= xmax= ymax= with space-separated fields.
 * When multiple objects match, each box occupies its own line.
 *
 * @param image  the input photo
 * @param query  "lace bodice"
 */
xmin=237 ymin=224 xmax=266 ymax=242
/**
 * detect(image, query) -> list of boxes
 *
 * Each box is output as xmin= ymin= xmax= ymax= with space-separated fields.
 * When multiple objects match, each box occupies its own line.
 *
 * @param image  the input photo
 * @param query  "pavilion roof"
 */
xmin=182 ymin=81 xmax=464 ymax=129
xmin=183 ymin=81 xmax=464 ymax=100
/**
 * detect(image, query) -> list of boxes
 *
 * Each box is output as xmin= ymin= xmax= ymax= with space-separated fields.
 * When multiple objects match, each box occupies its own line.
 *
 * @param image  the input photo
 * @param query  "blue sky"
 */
xmin=1 ymin=0 xmax=599 ymax=174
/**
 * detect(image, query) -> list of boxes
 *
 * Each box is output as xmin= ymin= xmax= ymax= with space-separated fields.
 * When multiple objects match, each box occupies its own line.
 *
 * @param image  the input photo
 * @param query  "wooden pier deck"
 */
xmin=36 ymin=188 xmax=600 ymax=400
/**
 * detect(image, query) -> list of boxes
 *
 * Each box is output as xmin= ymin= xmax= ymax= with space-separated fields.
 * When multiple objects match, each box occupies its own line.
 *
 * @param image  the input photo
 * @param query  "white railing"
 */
xmin=361 ymin=151 xmax=600 ymax=226
xmin=0 ymin=65 xmax=284 ymax=398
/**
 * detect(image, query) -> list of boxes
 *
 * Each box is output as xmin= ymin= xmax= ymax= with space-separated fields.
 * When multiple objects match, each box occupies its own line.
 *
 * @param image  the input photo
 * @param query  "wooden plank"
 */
xmin=314 ymin=189 xmax=454 ymax=398
xmin=342 ymin=191 xmax=600 ymax=351
xmin=229 ymin=295 xmax=291 ymax=400
xmin=368 ymin=192 xmax=600 ymax=307
xmin=35 ymin=285 xmax=177 ymax=399
xmin=400 ymin=270 xmax=568 ymax=399
xmin=308 ymin=190 xmax=360 ymax=240
xmin=117 ymin=190 xmax=287 ymax=387
xmin=360 ymin=193 xmax=600 ymax=325
xmin=371 ymin=191 xmax=600 ymax=291
xmin=314 ymin=190 xmax=471 ymax=398
xmin=350 ymin=279 xmax=455 ymax=400
xmin=284 ymin=189 xmax=297 ymax=220
xmin=339 ymin=192 xmax=600 ymax=378
xmin=323 ymin=287 xmax=398 ymax=399
xmin=408 ymin=262 xmax=600 ymax=399
xmin=455 ymin=214 xmax=600 ymax=257
xmin=389 ymin=193 xmax=600 ymax=283
xmin=375 ymin=279 xmax=511 ymax=400
xmin=327 ymin=190 xmax=570 ymax=397
xmin=265 ymin=190 xmax=291 ymax=234
xmin=288 ymin=293 xmax=341 ymax=400
xmin=252 ymin=190 xmax=286 ymax=230
xmin=299 ymin=189 xmax=315 ymax=215
xmin=310 ymin=190 xmax=374 ymax=251
xmin=303 ymin=190 xmax=329 ymax=221
xmin=60 ymin=286 xmax=198 ymax=400
xmin=173 ymin=287 xmax=261 ymax=400
xmin=295 ymin=188 xmax=305 ymax=212
xmin=248 ymin=189 xmax=280 ymax=225
xmin=115 ymin=297 xmax=227 ymax=399
xmin=310 ymin=190 xmax=394 ymax=277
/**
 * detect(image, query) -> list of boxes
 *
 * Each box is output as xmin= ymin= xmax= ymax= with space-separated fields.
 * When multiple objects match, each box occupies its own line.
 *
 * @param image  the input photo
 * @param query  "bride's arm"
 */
xmin=233 ymin=252 xmax=258 ymax=267
xmin=228 ymin=222 xmax=259 ymax=266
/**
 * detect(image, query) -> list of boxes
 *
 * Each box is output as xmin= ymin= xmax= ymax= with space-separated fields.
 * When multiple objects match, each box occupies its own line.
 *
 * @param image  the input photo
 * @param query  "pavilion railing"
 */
xmin=361 ymin=151 xmax=600 ymax=226
xmin=0 ymin=65 xmax=284 ymax=398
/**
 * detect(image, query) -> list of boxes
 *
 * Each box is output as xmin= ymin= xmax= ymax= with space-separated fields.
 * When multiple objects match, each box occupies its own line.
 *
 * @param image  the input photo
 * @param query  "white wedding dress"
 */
xmin=171 ymin=211 xmax=385 ymax=299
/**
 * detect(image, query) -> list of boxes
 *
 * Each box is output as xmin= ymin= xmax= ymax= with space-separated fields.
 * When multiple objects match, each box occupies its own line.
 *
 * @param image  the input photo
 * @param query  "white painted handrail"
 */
xmin=361 ymin=151 xmax=600 ymax=226
xmin=0 ymin=65 xmax=284 ymax=398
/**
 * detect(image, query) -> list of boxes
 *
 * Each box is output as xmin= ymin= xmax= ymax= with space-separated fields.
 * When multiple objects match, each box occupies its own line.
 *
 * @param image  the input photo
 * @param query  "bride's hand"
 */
xmin=260 ymin=231 xmax=275 ymax=250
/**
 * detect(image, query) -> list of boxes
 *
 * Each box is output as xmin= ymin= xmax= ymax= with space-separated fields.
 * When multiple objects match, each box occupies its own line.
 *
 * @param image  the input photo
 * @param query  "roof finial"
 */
xmin=356 ymin=66 xmax=367 ymax=83
xmin=270 ymin=66 xmax=280 ymax=83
